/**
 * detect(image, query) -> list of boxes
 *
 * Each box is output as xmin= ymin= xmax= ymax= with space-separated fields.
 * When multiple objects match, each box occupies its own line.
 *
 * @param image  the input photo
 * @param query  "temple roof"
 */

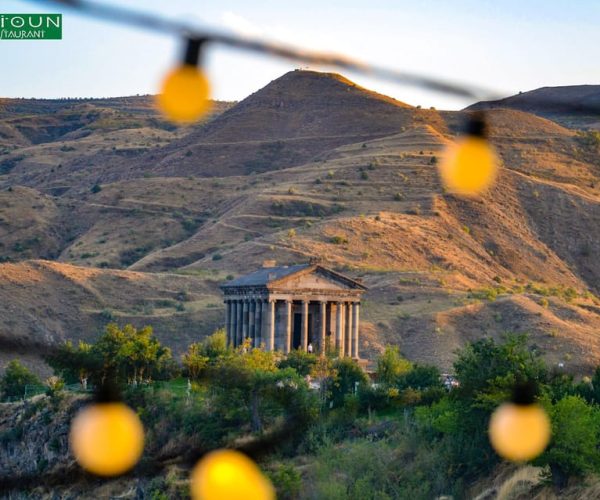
xmin=221 ymin=263 xmax=367 ymax=290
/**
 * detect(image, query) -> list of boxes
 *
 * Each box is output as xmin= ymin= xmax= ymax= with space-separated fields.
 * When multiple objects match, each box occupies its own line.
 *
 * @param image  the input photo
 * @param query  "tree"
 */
xmin=537 ymin=395 xmax=600 ymax=487
xmin=118 ymin=324 xmax=163 ymax=383
xmin=331 ymin=358 xmax=368 ymax=406
xmin=310 ymin=355 xmax=337 ymax=406
xmin=376 ymin=346 xmax=412 ymax=385
xmin=417 ymin=335 xmax=549 ymax=481
xmin=47 ymin=340 xmax=95 ymax=385
xmin=278 ymin=349 xmax=317 ymax=377
xmin=182 ymin=343 xmax=209 ymax=380
xmin=48 ymin=323 xmax=174 ymax=387
xmin=200 ymin=328 xmax=228 ymax=360
xmin=397 ymin=364 xmax=442 ymax=391
xmin=1 ymin=360 xmax=40 ymax=400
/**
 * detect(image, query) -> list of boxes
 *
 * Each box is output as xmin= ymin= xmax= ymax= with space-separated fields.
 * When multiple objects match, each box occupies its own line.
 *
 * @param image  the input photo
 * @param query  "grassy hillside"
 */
xmin=0 ymin=70 xmax=598 ymax=376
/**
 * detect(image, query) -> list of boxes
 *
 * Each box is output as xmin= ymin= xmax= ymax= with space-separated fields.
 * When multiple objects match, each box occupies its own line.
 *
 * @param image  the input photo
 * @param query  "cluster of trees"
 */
xmin=47 ymin=323 xmax=177 ymax=387
xmin=5 ymin=324 xmax=600 ymax=496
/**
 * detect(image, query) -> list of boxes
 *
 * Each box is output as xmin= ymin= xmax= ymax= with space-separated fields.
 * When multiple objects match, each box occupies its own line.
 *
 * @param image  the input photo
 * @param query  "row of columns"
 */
xmin=224 ymin=298 xmax=360 ymax=358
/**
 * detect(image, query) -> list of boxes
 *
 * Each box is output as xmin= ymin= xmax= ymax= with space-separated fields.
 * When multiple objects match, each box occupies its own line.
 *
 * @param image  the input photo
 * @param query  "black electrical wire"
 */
xmin=29 ymin=0 xmax=501 ymax=102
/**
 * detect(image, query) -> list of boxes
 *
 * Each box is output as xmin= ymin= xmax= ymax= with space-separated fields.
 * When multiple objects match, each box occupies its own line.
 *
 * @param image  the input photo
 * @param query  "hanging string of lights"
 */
xmin=31 ymin=0 xmax=503 ymax=102
xmin=2 ymin=1 xmax=588 ymax=495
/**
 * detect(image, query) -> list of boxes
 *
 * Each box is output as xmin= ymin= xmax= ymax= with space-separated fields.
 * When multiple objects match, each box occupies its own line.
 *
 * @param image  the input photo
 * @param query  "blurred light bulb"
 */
xmin=439 ymin=136 xmax=498 ymax=196
xmin=191 ymin=449 xmax=275 ymax=500
xmin=70 ymin=402 xmax=144 ymax=476
xmin=438 ymin=113 xmax=497 ymax=196
xmin=489 ymin=402 xmax=550 ymax=462
xmin=157 ymin=64 xmax=212 ymax=124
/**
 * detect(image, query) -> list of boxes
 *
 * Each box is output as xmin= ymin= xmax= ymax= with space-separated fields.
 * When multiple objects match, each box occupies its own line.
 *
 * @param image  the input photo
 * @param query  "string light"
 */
xmin=70 ymin=387 xmax=144 ymax=477
xmin=157 ymin=38 xmax=212 ymax=123
xmin=438 ymin=112 xmax=498 ymax=196
xmin=488 ymin=381 xmax=550 ymax=462
xmin=190 ymin=449 xmax=275 ymax=500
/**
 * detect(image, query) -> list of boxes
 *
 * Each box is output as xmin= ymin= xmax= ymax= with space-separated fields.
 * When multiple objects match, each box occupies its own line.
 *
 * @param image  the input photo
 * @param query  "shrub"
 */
xmin=330 ymin=235 xmax=348 ymax=245
xmin=1 ymin=360 xmax=41 ymax=400
xmin=537 ymin=395 xmax=600 ymax=486
xmin=376 ymin=346 xmax=412 ymax=385
xmin=90 ymin=183 xmax=102 ymax=194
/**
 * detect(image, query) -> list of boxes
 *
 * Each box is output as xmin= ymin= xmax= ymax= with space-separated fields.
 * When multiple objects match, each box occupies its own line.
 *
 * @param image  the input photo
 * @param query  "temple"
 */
xmin=220 ymin=262 xmax=367 ymax=358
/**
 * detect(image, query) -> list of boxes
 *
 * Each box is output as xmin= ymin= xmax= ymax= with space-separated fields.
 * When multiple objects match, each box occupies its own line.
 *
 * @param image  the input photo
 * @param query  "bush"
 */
xmin=538 ymin=395 xmax=600 ymax=486
xmin=1 ymin=360 xmax=40 ymax=400
xmin=330 ymin=235 xmax=348 ymax=245
xmin=268 ymin=463 xmax=302 ymax=500
xmin=376 ymin=346 xmax=412 ymax=385
xmin=90 ymin=183 xmax=102 ymax=194
xmin=278 ymin=350 xmax=317 ymax=377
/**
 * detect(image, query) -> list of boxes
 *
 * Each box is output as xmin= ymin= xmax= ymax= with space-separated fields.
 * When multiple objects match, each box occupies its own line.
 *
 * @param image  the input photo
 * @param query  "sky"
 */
xmin=1 ymin=0 xmax=599 ymax=110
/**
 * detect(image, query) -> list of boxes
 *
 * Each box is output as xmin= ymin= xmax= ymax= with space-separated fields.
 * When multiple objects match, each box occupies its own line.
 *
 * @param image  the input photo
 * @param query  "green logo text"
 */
xmin=0 ymin=14 xmax=62 ymax=40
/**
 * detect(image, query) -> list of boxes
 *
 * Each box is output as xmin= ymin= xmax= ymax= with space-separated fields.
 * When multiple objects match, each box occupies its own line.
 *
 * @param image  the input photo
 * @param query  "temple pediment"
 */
xmin=221 ymin=263 xmax=366 ymax=292
xmin=268 ymin=266 xmax=365 ymax=291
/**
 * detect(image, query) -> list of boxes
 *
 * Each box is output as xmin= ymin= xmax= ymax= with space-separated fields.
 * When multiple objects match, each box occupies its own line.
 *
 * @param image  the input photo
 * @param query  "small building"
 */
xmin=221 ymin=262 xmax=367 ymax=358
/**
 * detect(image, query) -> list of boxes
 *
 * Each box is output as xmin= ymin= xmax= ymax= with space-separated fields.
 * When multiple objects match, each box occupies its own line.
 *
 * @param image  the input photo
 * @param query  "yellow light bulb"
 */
xmin=70 ymin=402 xmax=145 ymax=476
xmin=439 ymin=136 xmax=498 ymax=196
xmin=157 ymin=64 xmax=212 ymax=123
xmin=489 ymin=402 xmax=550 ymax=462
xmin=190 ymin=449 xmax=275 ymax=500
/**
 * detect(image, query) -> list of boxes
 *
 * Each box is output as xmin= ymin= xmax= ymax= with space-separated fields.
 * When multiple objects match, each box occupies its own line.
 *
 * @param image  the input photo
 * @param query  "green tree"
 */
xmin=1 ymin=360 xmax=40 ymax=400
xmin=209 ymin=344 xmax=317 ymax=433
xmin=182 ymin=342 xmax=209 ymax=380
xmin=537 ymin=395 xmax=600 ymax=487
xmin=118 ymin=324 xmax=171 ymax=383
xmin=331 ymin=358 xmax=368 ymax=406
xmin=417 ymin=335 xmax=549 ymax=481
xmin=278 ymin=349 xmax=317 ymax=377
xmin=200 ymin=328 xmax=228 ymax=360
xmin=48 ymin=323 xmax=174 ymax=387
xmin=376 ymin=345 xmax=412 ymax=385
xmin=397 ymin=364 xmax=442 ymax=390
xmin=47 ymin=340 xmax=95 ymax=385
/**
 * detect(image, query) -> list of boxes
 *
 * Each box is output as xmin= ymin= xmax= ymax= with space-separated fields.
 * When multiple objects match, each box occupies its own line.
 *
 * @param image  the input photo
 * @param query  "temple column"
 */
xmin=235 ymin=300 xmax=243 ymax=347
xmin=319 ymin=301 xmax=327 ymax=355
xmin=353 ymin=302 xmax=360 ymax=358
xmin=259 ymin=299 xmax=267 ymax=348
xmin=336 ymin=301 xmax=343 ymax=356
xmin=266 ymin=299 xmax=275 ymax=351
xmin=301 ymin=300 xmax=309 ymax=351
xmin=284 ymin=300 xmax=292 ymax=354
xmin=341 ymin=303 xmax=347 ymax=357
xmin=346 ymin=302 xmax=353 ymax=358
xmin=225 ymin=301 xmax=232 ymax=346
xmin=242 ymin=300 xmax=249 ymax=344
xmin=254 ymin=299 xmax=262 ymax=347
xmin=228 ymin=301 xmax=234 ymax=346
xmin=248 ymin=300 xmax=256 ymax=345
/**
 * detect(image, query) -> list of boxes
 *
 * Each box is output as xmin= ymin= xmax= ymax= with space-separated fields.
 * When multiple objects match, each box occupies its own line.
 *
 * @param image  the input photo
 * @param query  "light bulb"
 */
xmin=157 ymin=64 xmax=211 ymax=124
xmin=438 ymin=113 xmax=498 ymax=196
xmin=190 ymin=449 xmax=275 ymax=500
xmin=70 ymin=402 xmax=145 ymax=476
xmin=489 ymin=402 xmax=550 ymax=462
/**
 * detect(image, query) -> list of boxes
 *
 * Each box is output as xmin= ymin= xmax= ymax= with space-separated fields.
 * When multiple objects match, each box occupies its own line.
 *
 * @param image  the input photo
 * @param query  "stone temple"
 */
xmin=221 ymin=262 xmax=367 ymax=358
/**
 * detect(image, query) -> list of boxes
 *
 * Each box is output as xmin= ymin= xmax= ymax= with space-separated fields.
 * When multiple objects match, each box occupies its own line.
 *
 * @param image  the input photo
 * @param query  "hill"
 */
xmin=0 ymin=70 xmax=599 ymax=375
xmin=466 ymin=84 xmax=600 ymax=130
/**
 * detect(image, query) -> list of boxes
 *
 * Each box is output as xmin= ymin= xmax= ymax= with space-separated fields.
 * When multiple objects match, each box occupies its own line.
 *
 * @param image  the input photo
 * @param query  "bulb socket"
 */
xmin=95 ymin=382 xmax=122 ymax=404
xmin=464 ymin=112 xmax=487 ymax=138
xmin=183 ymin=37 xmax=207 ymax=66
xmin=511 ymin=380 xmax=538 ymax=406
